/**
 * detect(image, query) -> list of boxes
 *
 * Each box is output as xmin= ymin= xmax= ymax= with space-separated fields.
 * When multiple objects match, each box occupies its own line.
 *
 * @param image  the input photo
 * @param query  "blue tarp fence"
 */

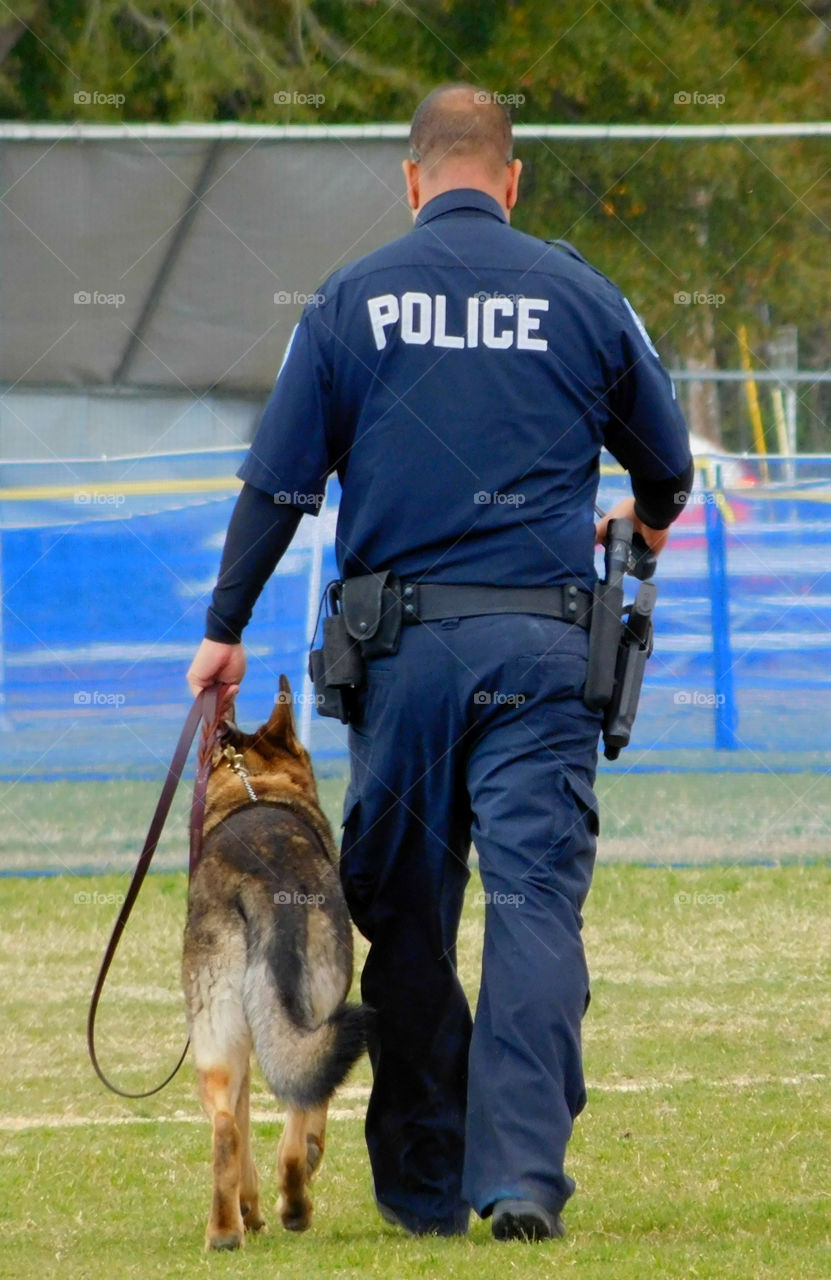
xmin=2 ymin=447 xmax=830 ymax=781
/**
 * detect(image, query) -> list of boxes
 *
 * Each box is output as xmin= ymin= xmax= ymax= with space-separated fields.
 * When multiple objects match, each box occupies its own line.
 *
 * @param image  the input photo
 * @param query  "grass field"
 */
xmin=3 ymin=768 xmax=831 ymax=873
xmin=2 ymin=776 xmax=830 ymax=1278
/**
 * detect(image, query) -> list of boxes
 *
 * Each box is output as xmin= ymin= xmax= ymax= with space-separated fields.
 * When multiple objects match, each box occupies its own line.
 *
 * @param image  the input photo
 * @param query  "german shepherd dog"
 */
xmin=182 ymin=676 xmax=365 ymax=1250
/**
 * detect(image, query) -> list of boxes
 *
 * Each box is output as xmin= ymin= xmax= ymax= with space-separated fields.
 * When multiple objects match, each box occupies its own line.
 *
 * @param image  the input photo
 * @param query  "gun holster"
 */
xmin=602 ymin=582 xmax=656 ymax=760
xmin=584 ymin=518 xmax=658 ymax=759
xmin=308 ymin=572 xmax=402 ymax=723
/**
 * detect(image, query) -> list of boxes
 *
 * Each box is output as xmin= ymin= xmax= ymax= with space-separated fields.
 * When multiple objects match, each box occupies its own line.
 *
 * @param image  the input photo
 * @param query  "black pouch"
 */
xmin=341 ymin=571 xmax=402 ymax=658
xmin=308 ymin=582 xmax=363 ymax=724
xmin=308 ymin=573 xmax=402 ymax=724
xmin=309 ymin=645 xmax=350 ymax=723
xmin=322 ymin=612 xmax=363 ymax=686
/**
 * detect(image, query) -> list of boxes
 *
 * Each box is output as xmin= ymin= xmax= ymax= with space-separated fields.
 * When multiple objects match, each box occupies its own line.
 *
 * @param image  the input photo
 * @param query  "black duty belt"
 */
xmin=399 ymin=581 xmax=592 ymax=629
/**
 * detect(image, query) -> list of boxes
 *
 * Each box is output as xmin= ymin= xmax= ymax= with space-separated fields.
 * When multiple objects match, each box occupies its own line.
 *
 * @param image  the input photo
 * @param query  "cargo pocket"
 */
xmin=559 ymin=770 xmax=599 ymax=920
xmin=565 ymin=770 xmax=600 ymax=839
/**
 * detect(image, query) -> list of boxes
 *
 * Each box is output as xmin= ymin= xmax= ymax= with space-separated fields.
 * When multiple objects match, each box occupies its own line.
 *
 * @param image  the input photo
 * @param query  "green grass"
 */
xmin=2 ymin=769 xmax=831 ymax=873
xmin=2 ymin=861 xmax=830 ymax=1279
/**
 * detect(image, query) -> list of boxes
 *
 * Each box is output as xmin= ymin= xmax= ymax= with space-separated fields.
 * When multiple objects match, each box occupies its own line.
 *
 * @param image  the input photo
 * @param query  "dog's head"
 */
xmin=207 ymin=674 xmax=319 ymax=809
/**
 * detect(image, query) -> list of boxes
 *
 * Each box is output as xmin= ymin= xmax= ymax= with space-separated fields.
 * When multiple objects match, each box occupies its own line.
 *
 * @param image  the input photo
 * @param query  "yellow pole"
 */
xmin=738 ymin=324 xmax=769 ymax=482
xmin=771 ymin=387 xmax=789 ymax=457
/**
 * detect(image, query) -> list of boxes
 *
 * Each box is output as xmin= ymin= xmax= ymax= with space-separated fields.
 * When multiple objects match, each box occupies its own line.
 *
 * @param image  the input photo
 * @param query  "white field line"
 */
xmin=0 ymin=1108 xmax=366 ymax=1132
xmin=3 ymin=1073 xmax=826 ymax=1132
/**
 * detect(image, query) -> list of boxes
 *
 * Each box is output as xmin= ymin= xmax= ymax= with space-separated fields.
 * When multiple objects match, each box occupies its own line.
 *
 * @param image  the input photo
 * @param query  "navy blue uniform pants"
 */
xmin=339 ymin=613 xmax=601 ymax=1234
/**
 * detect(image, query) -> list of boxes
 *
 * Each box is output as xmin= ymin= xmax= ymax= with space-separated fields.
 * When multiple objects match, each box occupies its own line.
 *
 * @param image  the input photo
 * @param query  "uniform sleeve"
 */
xmin=604 ymin=296 xmax=692 ymax=481
xmin=205 ymin=483 xmax=301 ymax=643
xmin=237 ymin=299 xmax=334 ymax=514
xmin=632 ymin=458 xmax=695 ymax=529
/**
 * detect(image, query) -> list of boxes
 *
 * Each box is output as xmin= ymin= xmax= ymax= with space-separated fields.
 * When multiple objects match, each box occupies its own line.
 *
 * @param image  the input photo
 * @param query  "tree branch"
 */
xmin=0 ymin=1 xmax=44 ymax=66
xmin=287 ymin=0 xmax=306 ymax=65
xmin=301 ymin=2 xmax=425 ymax=92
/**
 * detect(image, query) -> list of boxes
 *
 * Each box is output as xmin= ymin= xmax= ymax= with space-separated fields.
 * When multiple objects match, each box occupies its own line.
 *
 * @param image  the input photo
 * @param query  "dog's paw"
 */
xmin=205 ymin=1227 xmax=244 ymax=1251
xmin=277 ymin=1192 xmax=313 ymax=1233
xmin=241 ymin=1202 xmax=267 ymax=1233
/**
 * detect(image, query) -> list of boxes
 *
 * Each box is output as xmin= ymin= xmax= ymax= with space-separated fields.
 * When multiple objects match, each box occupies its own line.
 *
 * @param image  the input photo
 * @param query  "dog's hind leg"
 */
xmin=236 ymin=1062 xmax=265 ymax=1234
xmin=277 ymin=1107 xmax=313 ymax=1232
xmin=304 ymin=1101 xmax=328 ymax=1180
xmin=199 ymin=1065 xmax=246 ymax=1251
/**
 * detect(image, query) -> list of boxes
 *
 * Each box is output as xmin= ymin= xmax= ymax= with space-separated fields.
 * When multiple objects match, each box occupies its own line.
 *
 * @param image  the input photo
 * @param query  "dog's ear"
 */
xmin=258 ymin=674 xmax=302 ymax=755
xmin=211 ymin=715 xmax=244 ymax=766
xmin=221 ymin=713 xmax=243 ymax=744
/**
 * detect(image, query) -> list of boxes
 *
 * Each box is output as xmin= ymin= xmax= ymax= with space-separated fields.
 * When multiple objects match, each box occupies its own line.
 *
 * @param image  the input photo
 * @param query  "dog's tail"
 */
xmin=243 ymin=961 xmax=366 ymax=1108
xmin=241 ymin=903 xmax=367 ymax=1109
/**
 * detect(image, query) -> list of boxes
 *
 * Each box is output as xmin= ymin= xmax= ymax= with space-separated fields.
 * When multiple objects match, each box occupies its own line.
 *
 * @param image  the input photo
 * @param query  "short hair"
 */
xmin=409 ymin=84 xmax=514 ymax=176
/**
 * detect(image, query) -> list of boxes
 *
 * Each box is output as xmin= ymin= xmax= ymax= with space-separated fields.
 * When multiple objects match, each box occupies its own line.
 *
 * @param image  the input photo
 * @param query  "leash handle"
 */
xmin=87 ymin=686 xmax=222 ymax=1099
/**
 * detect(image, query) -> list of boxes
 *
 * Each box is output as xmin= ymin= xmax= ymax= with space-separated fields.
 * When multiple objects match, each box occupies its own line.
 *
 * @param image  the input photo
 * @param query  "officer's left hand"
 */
xmin=595 ymin=497 xmax=670 ymax=557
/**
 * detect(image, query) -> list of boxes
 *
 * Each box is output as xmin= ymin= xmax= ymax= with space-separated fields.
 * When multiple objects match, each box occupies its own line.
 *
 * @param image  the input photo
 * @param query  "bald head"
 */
xmin=403 ymin=83 xmax=522 ymax=221
xmin=410 ymin=84 xmax=513 ymax=179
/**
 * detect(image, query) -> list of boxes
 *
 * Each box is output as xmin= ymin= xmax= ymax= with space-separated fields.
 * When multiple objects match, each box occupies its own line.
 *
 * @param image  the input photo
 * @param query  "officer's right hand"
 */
xmin=187 ymin=638 xmax=246 ymax=709
xmin=595 ymin=497 xmax=670 ymax=558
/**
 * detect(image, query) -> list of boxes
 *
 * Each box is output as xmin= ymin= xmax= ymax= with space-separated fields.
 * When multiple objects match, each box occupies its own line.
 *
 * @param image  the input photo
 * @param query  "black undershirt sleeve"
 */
xmin=205 ymin=483 xmax=302 ymax=643
xmin=631 ymin=457 xmax=695 ymax=530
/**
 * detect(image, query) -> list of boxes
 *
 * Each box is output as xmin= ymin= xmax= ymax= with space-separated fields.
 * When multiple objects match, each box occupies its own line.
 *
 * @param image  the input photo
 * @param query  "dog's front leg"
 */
xmin=277 ymin=1107 xmax=313 ymax=1231
xmin=236 ymin=1061 xmax=265 ymax=1233
xmin=199 ymin=1066 xmax=246 ymax=1250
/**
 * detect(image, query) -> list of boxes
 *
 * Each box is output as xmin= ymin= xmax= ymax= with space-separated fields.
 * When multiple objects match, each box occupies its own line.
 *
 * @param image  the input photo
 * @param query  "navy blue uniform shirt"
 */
xmin=239 ymin=188 xmax=691 ymax=589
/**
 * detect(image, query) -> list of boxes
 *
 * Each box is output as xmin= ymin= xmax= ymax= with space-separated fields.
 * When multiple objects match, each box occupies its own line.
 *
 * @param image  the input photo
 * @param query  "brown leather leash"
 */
xmin=87 ymin=685 xmax=224 ymax=1098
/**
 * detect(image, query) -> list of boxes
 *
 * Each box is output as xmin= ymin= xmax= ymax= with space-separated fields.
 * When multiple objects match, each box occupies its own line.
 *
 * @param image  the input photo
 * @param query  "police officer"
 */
xmin=188 ymin=84 xmax=693 ymax=1242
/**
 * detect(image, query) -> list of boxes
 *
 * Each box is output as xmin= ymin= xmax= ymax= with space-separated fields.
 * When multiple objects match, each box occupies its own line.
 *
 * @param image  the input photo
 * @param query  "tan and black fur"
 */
xmin=182 ymin=675 xmax=365 ymax=1250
